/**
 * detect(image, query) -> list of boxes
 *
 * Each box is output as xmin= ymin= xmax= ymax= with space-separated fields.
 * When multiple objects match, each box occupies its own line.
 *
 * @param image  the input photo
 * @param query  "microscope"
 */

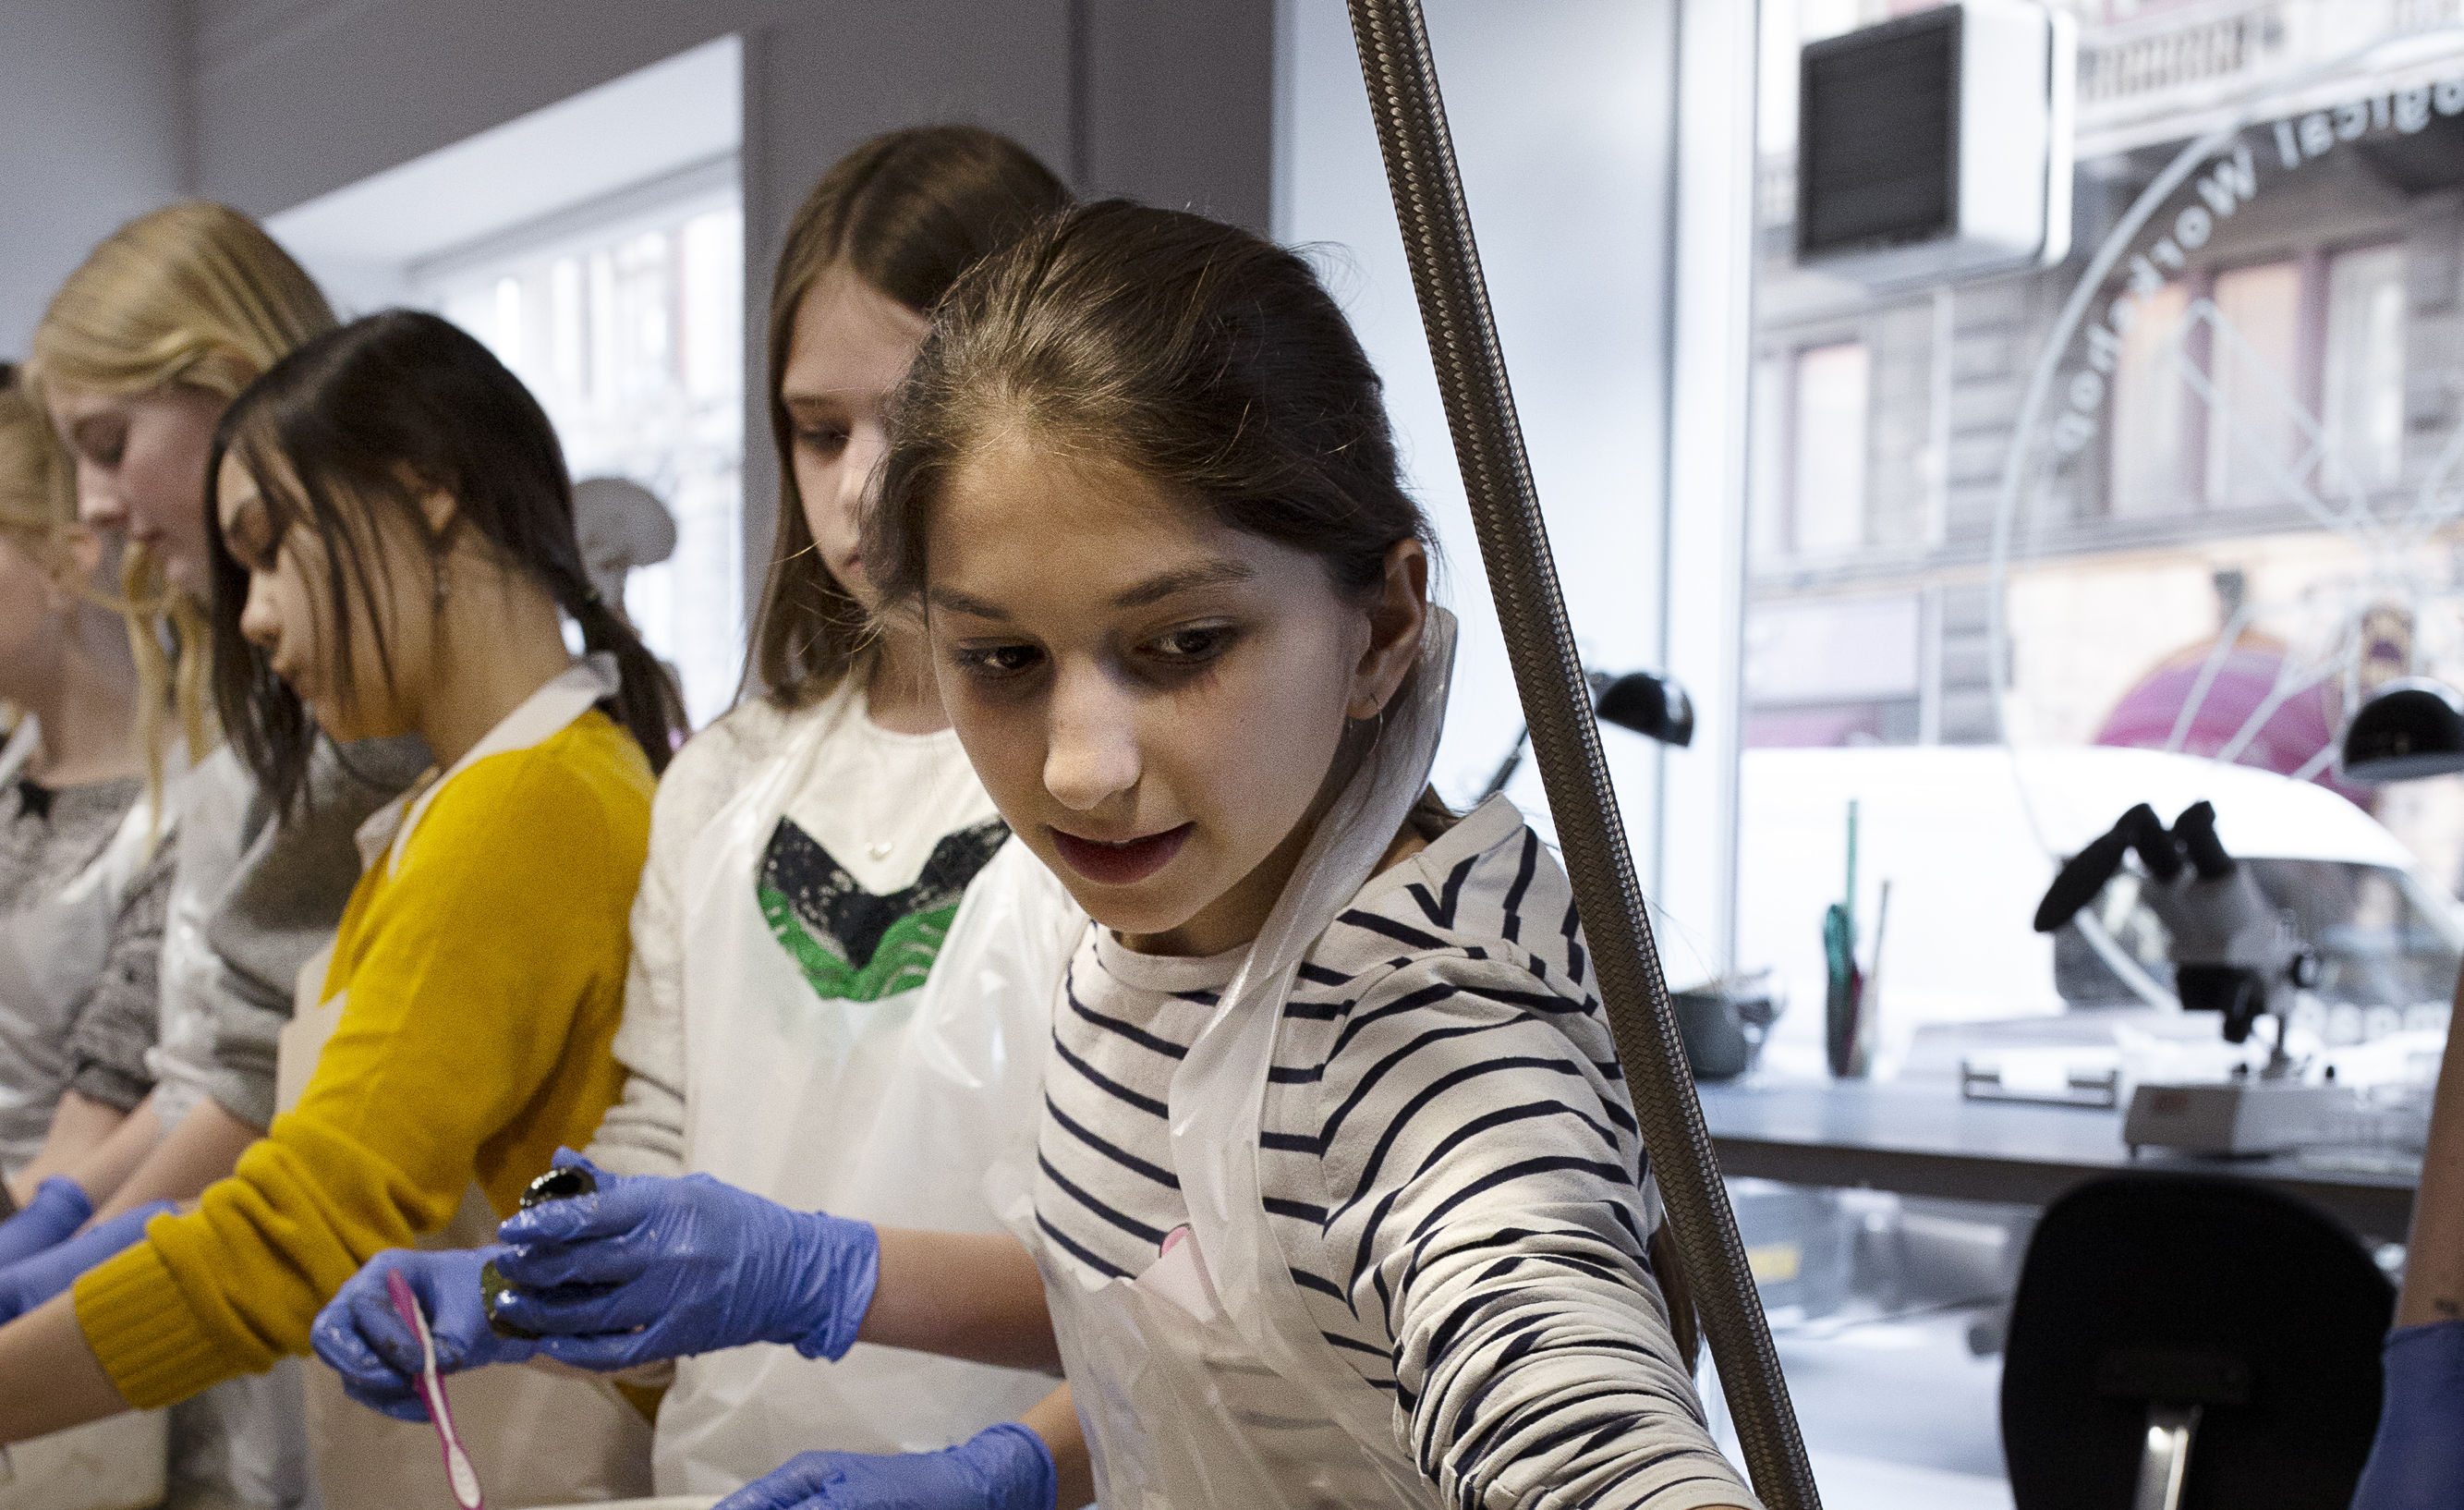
xmin=2033 ymin=801 xmax=2352 ymax=1156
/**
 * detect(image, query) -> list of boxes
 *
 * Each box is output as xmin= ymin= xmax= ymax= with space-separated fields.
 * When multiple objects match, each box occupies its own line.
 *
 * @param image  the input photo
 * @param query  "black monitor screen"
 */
xmin=1798 ymin=8 xmax=1960 ymax=261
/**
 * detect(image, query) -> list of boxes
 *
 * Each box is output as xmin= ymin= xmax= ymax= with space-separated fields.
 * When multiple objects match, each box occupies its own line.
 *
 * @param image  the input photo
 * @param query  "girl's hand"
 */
xmin=0 ymin=1199 xmax=175 ymax=1324
xmin=714 ymin=1423 xmax=1057 ymax=1510
xmin=487 ymin=1152 xmax=879 ymax=1370
xmin=310 ymin=1248 xmax=537 ymax=1420
xmin=0 ymin=1179 xmax=91 ymax=1270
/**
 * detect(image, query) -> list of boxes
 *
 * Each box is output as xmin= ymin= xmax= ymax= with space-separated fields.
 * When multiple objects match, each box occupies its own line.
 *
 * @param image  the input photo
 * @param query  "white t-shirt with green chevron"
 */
xmin=586 ymin=679 xmax=1007 ymax=1175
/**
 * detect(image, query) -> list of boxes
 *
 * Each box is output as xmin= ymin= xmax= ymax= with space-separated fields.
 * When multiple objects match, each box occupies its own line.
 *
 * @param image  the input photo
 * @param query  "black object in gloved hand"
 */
xmin=482 ymin=1162 xmax=601 ymax=1340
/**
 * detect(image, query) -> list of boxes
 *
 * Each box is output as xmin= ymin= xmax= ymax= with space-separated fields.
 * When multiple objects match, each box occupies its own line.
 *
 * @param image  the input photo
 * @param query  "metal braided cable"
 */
xmin=1340 ymin=4 xmax=1821 ymax=1505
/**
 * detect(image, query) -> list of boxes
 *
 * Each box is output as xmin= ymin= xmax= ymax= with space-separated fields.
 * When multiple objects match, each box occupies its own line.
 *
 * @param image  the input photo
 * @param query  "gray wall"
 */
xmin=0 ymin=0 xmax=187 ymax=359
xmin=178 ymin=0 xmax=1274 ymax=604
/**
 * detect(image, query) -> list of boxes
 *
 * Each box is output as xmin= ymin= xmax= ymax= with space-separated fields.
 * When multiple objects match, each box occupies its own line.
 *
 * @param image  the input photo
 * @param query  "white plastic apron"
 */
xmin=657 ymin=699 xmax=1077 ymax=1496
xmin=999 ymin=613 xmax=1459 ymax=1510
xmin=0 ymin=722 xmax=166 ymax=1172
xmin=274 ymin=660 xmax=654 ymax=1508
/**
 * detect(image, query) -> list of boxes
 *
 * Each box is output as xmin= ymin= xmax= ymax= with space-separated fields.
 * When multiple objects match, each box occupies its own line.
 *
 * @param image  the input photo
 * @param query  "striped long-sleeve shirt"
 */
xmin=1032 ymin=796 xmax=1757 ymax=1510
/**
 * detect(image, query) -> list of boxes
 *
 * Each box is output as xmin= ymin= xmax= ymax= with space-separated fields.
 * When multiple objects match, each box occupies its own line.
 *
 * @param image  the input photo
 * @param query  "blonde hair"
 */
xmin=26 ymin=202 xmax=336 ymax=785
xmin=0 ymin=371 xmax=75 ymax=563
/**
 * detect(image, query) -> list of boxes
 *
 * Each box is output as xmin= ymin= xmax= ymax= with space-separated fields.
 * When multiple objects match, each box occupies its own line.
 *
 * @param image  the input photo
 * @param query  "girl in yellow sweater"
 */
xmin=0 ymin=309 xmax=678 ymax=1480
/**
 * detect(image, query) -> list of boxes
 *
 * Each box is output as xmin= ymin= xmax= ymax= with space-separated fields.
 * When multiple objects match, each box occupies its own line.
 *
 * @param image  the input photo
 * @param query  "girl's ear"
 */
xmin=1347 ymin=538 xmax=1429 ymax=720
xmin=417 ymin=488 xmax=460 ymax=541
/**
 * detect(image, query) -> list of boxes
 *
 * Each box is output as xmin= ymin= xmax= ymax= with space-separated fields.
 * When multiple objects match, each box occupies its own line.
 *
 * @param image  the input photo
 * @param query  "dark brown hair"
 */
xmin=750 ymin=126 xmax=1069 ymax=706
xmin=869 ymin=201 xmax=1434 ymax=611
xmin=206 ymin=311 xmax=683 ymax=811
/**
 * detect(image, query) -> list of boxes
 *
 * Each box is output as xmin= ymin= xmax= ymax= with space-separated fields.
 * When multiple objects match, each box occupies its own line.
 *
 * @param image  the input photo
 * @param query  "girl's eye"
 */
xmin=795 ymin=424 xmax=849 ymax=457
xmin=953 ymin=643 xmax=1045 ymax=679
xmin=1145 ymin=625 xmax=1237 ymax=664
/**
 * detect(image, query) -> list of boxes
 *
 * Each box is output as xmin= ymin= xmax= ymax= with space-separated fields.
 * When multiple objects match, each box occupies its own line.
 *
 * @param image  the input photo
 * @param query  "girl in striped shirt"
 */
xmin=319 ymin=201 xmax=1756 ymax=1510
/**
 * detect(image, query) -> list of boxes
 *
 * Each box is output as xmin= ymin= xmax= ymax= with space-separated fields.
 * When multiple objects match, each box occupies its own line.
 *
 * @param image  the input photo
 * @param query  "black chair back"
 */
xmin=2001 ymin=1173 xmax=2392 ymax=1509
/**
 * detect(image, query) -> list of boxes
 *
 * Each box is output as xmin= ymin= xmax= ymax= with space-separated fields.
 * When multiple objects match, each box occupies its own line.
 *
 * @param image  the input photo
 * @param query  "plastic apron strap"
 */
xmin=1175 ymin=608 xmax=1456 ymax=1481
xmin=1034 ymin=614 xmax=1458 ymax=1509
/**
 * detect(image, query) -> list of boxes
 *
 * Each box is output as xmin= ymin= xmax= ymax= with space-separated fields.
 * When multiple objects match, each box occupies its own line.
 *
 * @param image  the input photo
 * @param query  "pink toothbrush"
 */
xmin=385 ymin=1268 xmax=485 ymax=1509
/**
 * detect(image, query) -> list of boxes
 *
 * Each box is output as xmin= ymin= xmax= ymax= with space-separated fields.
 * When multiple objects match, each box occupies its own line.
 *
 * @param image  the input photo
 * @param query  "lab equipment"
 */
xmin=1477 ymin=666 xmax=1693 ymax=799
xmin=1346 ymin=0 xmax=1814 ymax=1502
xmin=2342 ymin=677 xmax=2464 ymax=783
xmin=486 ymin=1153 xmax=880 ymax=1372
xmin=711 ymin=1423 xmax=1053 ymax=1510
xmin=386 ymin=1269 xmax=484 ymax=1510
xmin=2033 ymin=800 xmax=2371 ymax=1154
xmin=1796 ymin=0 xmax=2075 ymax=289
xmin=2002 ymin=1174 xmax=2388 ymax=1510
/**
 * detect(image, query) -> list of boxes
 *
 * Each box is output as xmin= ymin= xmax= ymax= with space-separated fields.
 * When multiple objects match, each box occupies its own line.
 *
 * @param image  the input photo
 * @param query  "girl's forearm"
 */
xmin=9 ymin=1092 xmax=134 ymax=1207
xmin=1020 ymin=1383 xmax=1093 ymax=1507
xmin=53 ymin=1094 xmax=167 ymax=1215
xmin=2398 ymin=969 xmax=2464 ymax=1328
xmin=859 ymin=1227 xmax=1060 ymax=1371
xmin=88 ymin=1099 xmax=258 ymax=1224
xmin=0 ymin=1291 xmax=128 ymax=1443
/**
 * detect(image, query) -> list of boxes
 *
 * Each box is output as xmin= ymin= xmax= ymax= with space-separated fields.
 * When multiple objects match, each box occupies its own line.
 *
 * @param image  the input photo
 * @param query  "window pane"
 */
xmin=419 ymin=197 xmax=746 ymax=729
xmin=1793 ymin=340 xmax=1870 ymax=554
xmin=2203 ymin=260 xmax=2303 ymax=509
xmin=2324 ymin=243 xmax=2408 ymax=495
xmin=2107 ymin=282 xmax=2189 ymax=518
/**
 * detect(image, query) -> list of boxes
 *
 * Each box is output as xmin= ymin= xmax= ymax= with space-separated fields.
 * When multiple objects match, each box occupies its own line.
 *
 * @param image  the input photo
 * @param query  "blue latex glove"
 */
xmin=713 ymin=1423 xmax=1057 ymax=1510
xmin=0 ymin=1178 xmax=92 ymax=1269
xmin=488 ymin=1151 xmax=880 ymax=1371
xmin=2352 ymin=1318 xmax=2464 ymax=1510
xmin=310 ymin=1247 xmax=540 ymax=1422
xmin=0 ymin=1199 xmax=176 ymax=1325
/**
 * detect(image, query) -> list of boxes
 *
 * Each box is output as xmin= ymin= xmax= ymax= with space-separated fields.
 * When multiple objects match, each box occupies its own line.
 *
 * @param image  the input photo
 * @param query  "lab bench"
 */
xmin=1699 ymin=1077 xmax=2419 ymax=1241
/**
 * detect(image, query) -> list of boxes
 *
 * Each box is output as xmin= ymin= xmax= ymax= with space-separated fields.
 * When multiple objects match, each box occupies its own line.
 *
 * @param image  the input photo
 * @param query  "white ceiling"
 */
xmin=265 ymin=32 xmax=741 ymax=311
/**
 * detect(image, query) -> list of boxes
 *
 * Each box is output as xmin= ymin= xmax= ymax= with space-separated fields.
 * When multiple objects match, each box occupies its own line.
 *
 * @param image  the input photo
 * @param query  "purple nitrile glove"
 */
xmin=0 ymin=1199 xmax=176 ymax=1324
xmin=486 ymin=1151 xmax=879 ymax=1372
xmin=713 ymin=1423 xmax=1058 ymax=1510
xmin=310 ymin=1247 xmax=540 ymax=1422
xmin=2351 ymin=1317 xmax=2464 ymax=1510
xmin=0 ymin=1178 xmax=92 ymax=1269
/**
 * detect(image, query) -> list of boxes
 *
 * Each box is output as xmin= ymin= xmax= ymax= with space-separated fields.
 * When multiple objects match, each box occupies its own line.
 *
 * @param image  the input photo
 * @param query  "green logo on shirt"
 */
xmin=756 ymin=817 xmax=1007 ymax=1002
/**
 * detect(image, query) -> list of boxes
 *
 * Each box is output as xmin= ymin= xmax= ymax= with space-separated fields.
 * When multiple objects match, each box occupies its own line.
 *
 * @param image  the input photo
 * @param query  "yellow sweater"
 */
xmin=75 ymin=711 xmax=652 ymax=1408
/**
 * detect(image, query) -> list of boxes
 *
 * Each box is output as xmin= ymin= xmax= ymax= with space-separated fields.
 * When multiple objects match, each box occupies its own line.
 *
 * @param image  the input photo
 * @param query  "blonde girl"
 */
xmin=0 ymin=371 xmax=162 ymax=1214
xmin=18 ymin=203 xmax=429 ymax=1244
xmin=0 ymin=311 xmax=675 ymax=1504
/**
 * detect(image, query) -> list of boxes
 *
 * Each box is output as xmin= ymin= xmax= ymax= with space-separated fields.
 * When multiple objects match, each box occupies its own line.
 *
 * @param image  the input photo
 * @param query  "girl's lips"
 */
xmin=1050 ymin=822 xmax=1195 ymax=886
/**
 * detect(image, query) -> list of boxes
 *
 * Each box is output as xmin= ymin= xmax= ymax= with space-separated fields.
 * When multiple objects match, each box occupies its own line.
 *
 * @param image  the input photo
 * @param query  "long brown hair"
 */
xmin=207 ymin=311 xmax=683 ymax=812
xmin=869 ymin=201 xmax=1434 ymax=610
xmin=749 ymin=126 xmax=1067 ymax=707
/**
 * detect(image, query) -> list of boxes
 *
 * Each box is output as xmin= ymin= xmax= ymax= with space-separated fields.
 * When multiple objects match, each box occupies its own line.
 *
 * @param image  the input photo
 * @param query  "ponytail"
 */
xmin=206 ymin=310 xmax=688 ymax=810
xmin=556 ymin=573 xmax=684 ymax=773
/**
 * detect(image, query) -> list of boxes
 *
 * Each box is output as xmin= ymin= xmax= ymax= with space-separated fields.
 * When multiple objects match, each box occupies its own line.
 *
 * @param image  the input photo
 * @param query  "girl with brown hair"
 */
xmin=329 ymin=126 xmax=1086 ymax=1503
xmin=0 ymin=310 xmax=677 ymax=1504
xmin=322 ymin=202 xmax=1757 ymax=1510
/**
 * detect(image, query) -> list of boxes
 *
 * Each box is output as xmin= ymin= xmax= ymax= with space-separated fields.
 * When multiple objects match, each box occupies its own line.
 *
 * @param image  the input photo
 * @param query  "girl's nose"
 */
xmin=237 ymin=575 xmax=282 ymax=651
xmin=74 ymin=461 xmax=124 ymax=531
xmin=1043 ymin=664 xmax=1142 ymax=812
